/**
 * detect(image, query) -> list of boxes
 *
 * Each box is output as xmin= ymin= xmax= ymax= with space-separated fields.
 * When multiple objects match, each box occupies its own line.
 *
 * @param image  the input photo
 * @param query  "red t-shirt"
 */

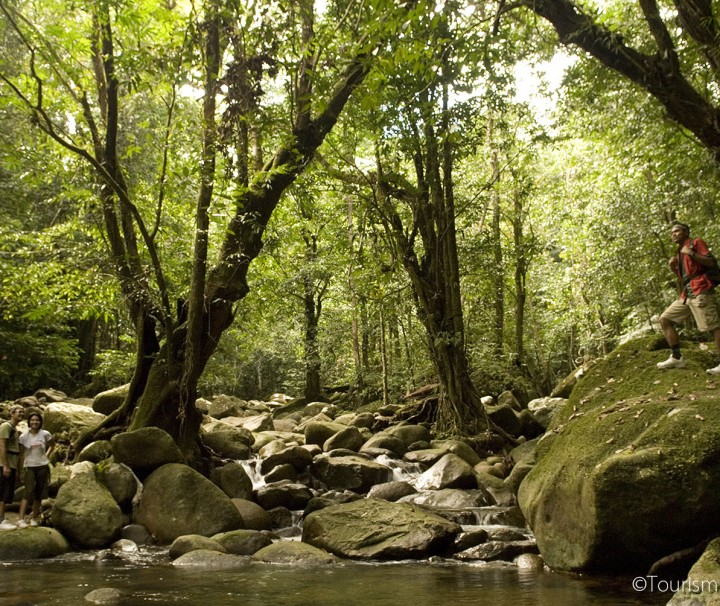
xmin=676 ymin=237 xmax=715 ymax=298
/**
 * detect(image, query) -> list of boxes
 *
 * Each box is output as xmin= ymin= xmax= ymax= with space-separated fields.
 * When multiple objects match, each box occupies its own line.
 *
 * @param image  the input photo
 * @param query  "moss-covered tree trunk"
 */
xmin=68 ymin=1 xmax=376 ymax=459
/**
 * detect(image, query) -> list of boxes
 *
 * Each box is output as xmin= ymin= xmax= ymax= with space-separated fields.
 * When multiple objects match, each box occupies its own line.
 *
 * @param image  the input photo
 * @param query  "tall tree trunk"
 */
xmin=512 ymin=189 xmax=527 ymax=363
xmin=303 ymin=278 xmax=322 ymax=403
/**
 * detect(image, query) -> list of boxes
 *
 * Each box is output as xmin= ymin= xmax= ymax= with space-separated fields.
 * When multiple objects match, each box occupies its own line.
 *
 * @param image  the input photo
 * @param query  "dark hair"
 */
xmin=27 ymin=412 xmax=43 ymax=429
xmin=672 ymin=222 xmax=690 ymax=234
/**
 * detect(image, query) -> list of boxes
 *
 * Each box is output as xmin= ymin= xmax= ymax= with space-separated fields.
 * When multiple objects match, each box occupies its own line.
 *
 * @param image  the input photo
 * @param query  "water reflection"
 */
xmin=0 ymin=555 xmax=670 ymax=606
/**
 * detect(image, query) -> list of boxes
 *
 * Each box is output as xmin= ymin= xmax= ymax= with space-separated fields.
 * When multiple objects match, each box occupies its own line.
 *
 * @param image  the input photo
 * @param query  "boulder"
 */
xmin=232 ymin=413 xmax=274 ymax=433
xmin=92 ymin=385 xmax=129 ymax=416
xmin=134 ymin=463 xmax=244 ymax=542
xmin=399 ymin=488 xmax=491 ymax=510
xmin=231 ymin=499 xmax=273 ymax=531
xmin=169 ymin=534 xmax=227 ymax=559
xmin=323 ymin=426 xmax=364 ymax=452
xmin=111 ymin=428 xmax=184 ymax=478
xmin=201 ymin=422 xmax=254 ymax=459
xmin=360 ymin=434 xmax=407 ymax=457
xmin=265 ymin=464 xmax=297 ymax=483
xmin=121 ymin=524 xmax=153 ymax=545
xmin=519 ymin=337 xmax=720 ymax=573
xmin=252 ymin=541 xmax=336 ymax=565
xmin=77 ymin=440 xmax=113 ymax=463
xmin=0 ymin=527 xmax=69 ymax=560
xmin=97 ymin=463 xmax=139 ymax=510
xmin=485 ymin=404 xmax=522 ymax=437
xmin=255 ymin=482 xmax=313 ymax=510
xmin=210 ymin=462 xmax=253 ymax=500
xmin=51 ymin=463 xmax=124 ymax=548
xmin=302 ymin=498 xmax=461 ymax=559
xmin=259 ymin=445 xmax=314 ymax=474
xmin=84 ymin=588 xmax=124 ymax=604
xmin=367 ymin=480 xmax=417 ymax=502
xmin=311 ymin=454 xmax=390 ymax=494
xmin=43 ymin=402 xmax=106 ymax=435
xmin=303 ymin=421 xmax=347 ymax=447
xmin=415 ymin=453 xmax=478 ymax=490
xmin=403 ymin=448 xmax=449 ymax=466
xmin=350 ymin=412 xmax=376 ymax=429
xmin=211 ymin=529 xmax=273 ymax=555
xmin=386 ymin=424 xmax=432 ymax=448
xmin=34 ymin=388 xmax=67 ymax=403
xmin=497 ymin=390 xmax=523 ymax=411
xmin=454 ymin=540 xmax=539 ymax=562
xmin=518 ymin=409 xmax=545 ymax=439
xmin=205 ymin=395 xmax=247 ymax=419
xmin=171 ymin=549 xmax=247 ymax=569
xmin=667 ymin=538 xmax=720 ymax=606
xmin=430 ymin=439 xmax=481 ymax=466
xmin=527 ymin=397 xmax=567 ymax=429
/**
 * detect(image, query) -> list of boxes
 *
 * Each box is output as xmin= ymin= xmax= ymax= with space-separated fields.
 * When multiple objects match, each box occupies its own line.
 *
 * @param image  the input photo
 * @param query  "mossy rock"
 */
xmin=519 ymin=336 xmax=720 ymax=574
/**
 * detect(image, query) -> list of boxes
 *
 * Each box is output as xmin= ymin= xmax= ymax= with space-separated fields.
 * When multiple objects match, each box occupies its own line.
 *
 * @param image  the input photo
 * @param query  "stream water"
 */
xmin=1 ymin=551 xmax=672 ymax=606
xmin=0 ymin=454 xmax=676 ymax=605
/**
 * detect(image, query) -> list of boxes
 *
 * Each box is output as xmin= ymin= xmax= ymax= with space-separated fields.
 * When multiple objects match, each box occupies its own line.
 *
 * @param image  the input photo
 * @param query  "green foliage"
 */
xmin=0 ymin=322 xmax=78 ymax=399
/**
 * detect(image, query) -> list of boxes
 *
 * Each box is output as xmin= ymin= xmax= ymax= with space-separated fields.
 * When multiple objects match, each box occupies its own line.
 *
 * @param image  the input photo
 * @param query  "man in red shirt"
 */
xmin=657 ymin=222 xmax=720 ymax=374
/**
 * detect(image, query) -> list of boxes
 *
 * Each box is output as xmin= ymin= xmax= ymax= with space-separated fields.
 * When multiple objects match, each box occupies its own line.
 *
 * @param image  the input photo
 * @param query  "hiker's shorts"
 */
xmin=660 ymin=292 xmax=720 ymax=332
xmin=23 ymin=465 xmax=50 ymax=502
xmin=0 ymin=468 xmax=16 ymax=504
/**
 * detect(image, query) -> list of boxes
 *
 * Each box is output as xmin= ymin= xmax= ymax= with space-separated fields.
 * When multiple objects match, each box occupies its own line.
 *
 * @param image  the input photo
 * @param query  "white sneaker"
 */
xmin=657 ymin=355 xmax=687 ymax=369
xmin=706 ymin=363 xmax=720 ymax=375
xmin=0 ymin=519 xmax=16 ymax=531
xmin=15 ymin=519 xmax=27 ymax=529
xmin=29 ymin=518 xmax=38 ymax=527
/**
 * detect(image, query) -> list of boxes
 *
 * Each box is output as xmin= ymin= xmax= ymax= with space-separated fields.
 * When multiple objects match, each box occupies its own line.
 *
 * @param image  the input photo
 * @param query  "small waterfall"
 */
xmin=239 ymin=458 xmax=266 ymax=489
xmin=374 ymin=454 xmax=425 ymax=485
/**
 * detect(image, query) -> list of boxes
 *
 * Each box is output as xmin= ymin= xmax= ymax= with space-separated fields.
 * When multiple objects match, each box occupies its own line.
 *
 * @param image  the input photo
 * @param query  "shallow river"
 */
xmin=0 ymin=551 xmax=671 ymax=606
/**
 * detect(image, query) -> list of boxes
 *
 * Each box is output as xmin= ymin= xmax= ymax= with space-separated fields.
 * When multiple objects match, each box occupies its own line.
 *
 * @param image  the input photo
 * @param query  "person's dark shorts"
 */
xmin=24 ymin=466 xmax=50 ymax=502
xmin=0 ymin=468 xmax=17 ymax=504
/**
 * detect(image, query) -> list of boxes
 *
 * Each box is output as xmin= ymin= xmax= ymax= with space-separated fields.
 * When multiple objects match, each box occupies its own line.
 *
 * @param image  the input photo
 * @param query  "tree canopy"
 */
xmin=2 ymin=0 xmax=719 ymax=452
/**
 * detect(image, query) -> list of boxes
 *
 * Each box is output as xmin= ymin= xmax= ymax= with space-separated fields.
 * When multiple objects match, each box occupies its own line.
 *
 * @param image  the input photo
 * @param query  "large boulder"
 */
xmin=259 ymin=445 xmax=314 ymax=474
xmin=0 ymin=527 xmax=69 ymax=560
xmin=386 ymin=424 xmax=432 ymax=448
xmin=255 ymin=482 xmax=313 ymax=510
xmin=302 ymin=498 xmax=461 ymax=559
xmin=43 ymin=402 xmax=106 ymax=435
xmin=169 ymin=534 xmax=226 ymax=559
xmin=211 ymin=529 xmax=273 ymax=555
xmin=97 ymin=463 xmax=139 ymax=510
xmin=303 ymin=421 xmax=347 ymax=447
xmin=415 ymin=453 xmax=478 ymax=490
xmin=92 ymin=385 xmax=129 ymax=416
xmin=252 ymin=541 xmax=336 ymax=565
xmin=668 ymin=538 xmax=720 ymax=606
xmin=311 ymin=454 xmax=391 ymax=494
xmin=231 ymin=499 xmax=273 ymax=531
xmin=200 ymin=422 xmax=254 ymax=459
xmin=210 ymin=461 xmax=253 ymax=500
xmin=519 ymin=337 xmax=720 ymax=573
xmin=111 ymin=428 xmax=184 ymax=478
xmin=134 ymin=463 xmax=244 ymax=542
xmin=51 ymin=462 xmax=125 ymax=548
